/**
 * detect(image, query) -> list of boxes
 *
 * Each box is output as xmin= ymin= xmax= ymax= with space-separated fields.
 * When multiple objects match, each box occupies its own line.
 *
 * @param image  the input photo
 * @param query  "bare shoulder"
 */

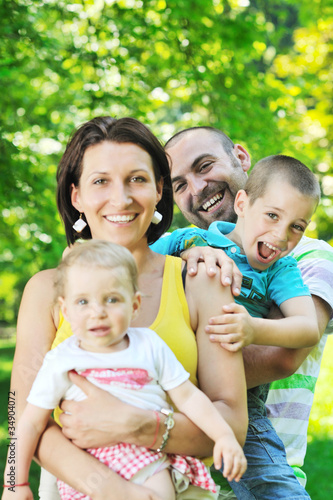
xmin=19 ymin=267 xmax=59 ymax=331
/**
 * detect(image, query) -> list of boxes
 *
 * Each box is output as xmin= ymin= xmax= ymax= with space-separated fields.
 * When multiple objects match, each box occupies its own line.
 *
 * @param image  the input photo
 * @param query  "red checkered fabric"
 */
xmin=57 ymin=443 xmax=216 ymax=499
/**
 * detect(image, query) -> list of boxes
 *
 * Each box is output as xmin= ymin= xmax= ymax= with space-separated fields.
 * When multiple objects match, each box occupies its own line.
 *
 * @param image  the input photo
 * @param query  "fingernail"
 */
xmin=209 ymin=267 xmax=216 ymax=274
xmin=234 ymin=287 xmax=240 ymax=294
xmin=225 ymin=277 xmax=231 ymax=285
xmin=189 ymin=267 xmax=195 ymax=274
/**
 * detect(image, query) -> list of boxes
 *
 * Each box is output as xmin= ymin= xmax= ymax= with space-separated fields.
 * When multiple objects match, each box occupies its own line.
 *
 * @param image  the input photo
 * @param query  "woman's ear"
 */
xmin=234 ymin=190 xmax=248 ymax=217
xmin=71 ymin=183 xmax=82 ymax=212
xmin=155 ymin=178 xmax=164 ymax=205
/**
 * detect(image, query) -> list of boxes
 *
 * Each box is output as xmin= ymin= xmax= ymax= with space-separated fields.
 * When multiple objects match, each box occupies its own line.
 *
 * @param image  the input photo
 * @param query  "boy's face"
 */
xmin=234 ymin=178 xmax=317 ymax=271
xmin=59 ymin=264 xmax=140 ymax=353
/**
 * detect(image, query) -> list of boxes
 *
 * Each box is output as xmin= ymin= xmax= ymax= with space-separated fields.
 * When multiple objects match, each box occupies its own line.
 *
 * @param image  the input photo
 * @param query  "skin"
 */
xmin=167 ymin=129 xmax=250 ymax=229
xmin=166 ymin=128 xmax=332 ymax=387
xmin=8 ymin=140 xmax=247 ymax=500
xmin=59 ymin=265 xmax=141 ymax=353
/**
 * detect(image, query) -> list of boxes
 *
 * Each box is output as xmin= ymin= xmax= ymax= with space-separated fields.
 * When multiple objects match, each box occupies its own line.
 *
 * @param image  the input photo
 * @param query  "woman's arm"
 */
xmin=168 ymin=380 xmax=247 ymax=481
xmin=11 ymin=271 xmax=162 ymax=500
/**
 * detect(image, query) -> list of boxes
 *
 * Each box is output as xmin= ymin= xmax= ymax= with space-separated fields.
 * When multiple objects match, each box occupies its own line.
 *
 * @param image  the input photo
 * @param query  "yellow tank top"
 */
xmin=53 ymin=255 xmax=198 ymax=421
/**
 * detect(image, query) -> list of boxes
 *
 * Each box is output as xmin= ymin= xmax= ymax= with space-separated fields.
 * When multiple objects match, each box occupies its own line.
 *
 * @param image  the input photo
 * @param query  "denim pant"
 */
xmin=214 ymin=416 xmax=310 ymax=500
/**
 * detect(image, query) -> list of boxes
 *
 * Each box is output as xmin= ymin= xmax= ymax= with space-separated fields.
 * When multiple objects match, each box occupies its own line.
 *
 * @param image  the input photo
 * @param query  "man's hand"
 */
xmin=181 ymin=246 xmax=242 ymax=296
xmin=206 ymin=303 xmax=255 ymax=351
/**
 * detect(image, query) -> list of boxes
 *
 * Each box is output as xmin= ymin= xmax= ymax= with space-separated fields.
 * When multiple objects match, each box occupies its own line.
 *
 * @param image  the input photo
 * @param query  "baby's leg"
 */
xmin=144 ymin=469 xmax=176 ymax=500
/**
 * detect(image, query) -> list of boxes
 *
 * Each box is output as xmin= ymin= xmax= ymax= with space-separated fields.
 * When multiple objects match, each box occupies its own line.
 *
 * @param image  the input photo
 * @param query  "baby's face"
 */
xmin=236 ymin=179 xmax=316 ymax=270
xmin=59 ymin=265 xmax=140 ymax=353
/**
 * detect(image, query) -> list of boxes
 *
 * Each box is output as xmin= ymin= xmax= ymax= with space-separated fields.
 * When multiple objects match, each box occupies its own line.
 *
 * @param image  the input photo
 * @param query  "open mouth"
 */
xmin=105 ymin=214 xmax=137 ymax=223
xmin=200 ymin=191 xmax=225 ymax=212
xmin=89 ymin=326 xmax=110 ymax=337
xmin=257 ymin=241 xmax=281 ymax=264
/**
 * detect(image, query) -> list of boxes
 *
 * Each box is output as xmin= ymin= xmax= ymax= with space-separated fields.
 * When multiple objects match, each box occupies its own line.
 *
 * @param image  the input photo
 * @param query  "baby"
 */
xmin=2 ymin=240 xmax=246 ymax=500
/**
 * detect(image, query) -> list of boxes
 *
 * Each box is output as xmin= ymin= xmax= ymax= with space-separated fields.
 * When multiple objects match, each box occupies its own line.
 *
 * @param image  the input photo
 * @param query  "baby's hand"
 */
xmin=213 ymin=434 xmax=247 ymax=483
xmin=206 ymin=303 xmax=255 ymax=351
xmin=2 ymin=485 xmax=33 ymax=500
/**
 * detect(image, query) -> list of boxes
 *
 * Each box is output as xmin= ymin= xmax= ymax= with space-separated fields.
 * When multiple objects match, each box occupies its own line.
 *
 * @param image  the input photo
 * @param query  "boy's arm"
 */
xmin=168 ymin=380 xmax=247 ymax=481
xmin=250 ymin=295 xmax=319 ymax=348
xmin=207 ymin=295 xmax=319 ymax=351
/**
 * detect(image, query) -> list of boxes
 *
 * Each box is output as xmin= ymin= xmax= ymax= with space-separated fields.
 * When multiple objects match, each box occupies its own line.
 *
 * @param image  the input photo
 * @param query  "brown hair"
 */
xmin=57 ymin=116 xmax=173 ymax=245
xmin=54 ymin=240 xmax=138 ymax=299
xmin=165 ymin=126 xmax=235 ymax=156
xmin=245 ymin=155 xmax=321 ymax=206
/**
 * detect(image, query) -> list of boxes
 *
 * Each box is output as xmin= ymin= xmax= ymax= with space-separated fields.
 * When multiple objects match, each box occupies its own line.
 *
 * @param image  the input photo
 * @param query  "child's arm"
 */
xmin=167 ymin=380 xmax=247 ymax=483
xmin=2 ymin=404 xmax=52 ymax=500
xmin=206 ymin=295 xmax=320 ymax=351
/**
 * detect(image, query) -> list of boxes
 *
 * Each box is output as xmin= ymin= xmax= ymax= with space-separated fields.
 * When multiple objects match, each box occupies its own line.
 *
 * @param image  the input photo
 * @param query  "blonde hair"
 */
xmin=54 ymin=240 xmax=138 ymax=298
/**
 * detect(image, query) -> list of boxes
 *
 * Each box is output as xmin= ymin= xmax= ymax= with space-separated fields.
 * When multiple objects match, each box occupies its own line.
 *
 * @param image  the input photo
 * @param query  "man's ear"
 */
xmin=233 ymin=144 xmax=251 ymax=172
xmin=71 ymin=183 xmax=83 ymax=212
xmin=234 ymin=190 xmax=248 ymax=217
xmin=132 ymin=292 xmax=141 ymax=320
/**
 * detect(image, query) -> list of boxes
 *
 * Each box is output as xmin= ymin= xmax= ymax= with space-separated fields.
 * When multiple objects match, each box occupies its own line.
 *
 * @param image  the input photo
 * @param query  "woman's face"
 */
xmin=71 ymin=141 xmax=163 ymax=251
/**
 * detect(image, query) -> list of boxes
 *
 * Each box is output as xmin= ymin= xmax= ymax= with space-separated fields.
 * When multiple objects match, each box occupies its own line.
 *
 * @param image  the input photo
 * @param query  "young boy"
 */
xmin=2 ymin=240 xmax=247 ymax=500
xmin=152 ymin=154 xmax=320 ymax=352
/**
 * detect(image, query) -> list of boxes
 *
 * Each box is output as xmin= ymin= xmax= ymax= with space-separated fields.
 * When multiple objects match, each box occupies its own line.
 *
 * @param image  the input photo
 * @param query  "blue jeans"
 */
xmin=217 ymin=416 xmax=310 ymax=499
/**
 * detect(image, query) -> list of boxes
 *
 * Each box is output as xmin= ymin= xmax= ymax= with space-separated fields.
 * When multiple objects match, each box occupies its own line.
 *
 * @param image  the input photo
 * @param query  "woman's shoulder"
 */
xmin=25 ymin=267 xmax=57 ymax=291
xmin=22 ymin=268 xmax=58 ymax=313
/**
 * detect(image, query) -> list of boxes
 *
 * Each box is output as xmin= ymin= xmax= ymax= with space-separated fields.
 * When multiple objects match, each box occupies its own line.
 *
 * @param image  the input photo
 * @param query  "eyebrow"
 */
xmin=265 ymin=205 xmax=309 ymax=224
xmin=171 ymin=153 xmax=216 ymax=185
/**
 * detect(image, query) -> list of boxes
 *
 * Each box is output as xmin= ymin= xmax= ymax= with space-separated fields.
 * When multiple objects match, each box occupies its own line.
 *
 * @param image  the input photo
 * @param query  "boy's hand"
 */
xmin=213 ymin=435 xmax=247 ymax=483
xmin=2 ymin=485 xmax=33 ymax=500
xmin=206 ymin=303 xmax=255 ymax=351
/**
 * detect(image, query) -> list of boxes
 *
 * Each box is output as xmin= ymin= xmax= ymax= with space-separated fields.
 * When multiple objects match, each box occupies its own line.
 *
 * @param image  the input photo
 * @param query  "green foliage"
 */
xmin=1 ymin=0 xmax=332 ymax=324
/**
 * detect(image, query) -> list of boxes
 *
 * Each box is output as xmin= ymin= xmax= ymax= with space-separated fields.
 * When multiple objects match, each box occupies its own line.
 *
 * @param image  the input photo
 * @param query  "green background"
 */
xmin=1 ymin=1 xmax=332 ymax=497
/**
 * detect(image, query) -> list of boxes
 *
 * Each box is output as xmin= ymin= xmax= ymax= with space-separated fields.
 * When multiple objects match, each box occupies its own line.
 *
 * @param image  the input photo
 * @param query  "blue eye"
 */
xmin=106 ymin=297 xmax=118 ymax=304
xmin=267 ymin=213 xmax=278 ymax=220
xmin=78 ymin=299 xmax=88 ymax=305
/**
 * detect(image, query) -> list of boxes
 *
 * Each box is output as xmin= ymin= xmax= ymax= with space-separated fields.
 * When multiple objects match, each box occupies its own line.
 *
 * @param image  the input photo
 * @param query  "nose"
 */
xmin=109 ymin=180 xmax=132 ymax=208
xmin=273 ymin=223 xmax=289 ymax=243
xmin=90 ymin=302 xmax=107 ymax=318
xmin=187 ymin=175 xmax=208 ymax=197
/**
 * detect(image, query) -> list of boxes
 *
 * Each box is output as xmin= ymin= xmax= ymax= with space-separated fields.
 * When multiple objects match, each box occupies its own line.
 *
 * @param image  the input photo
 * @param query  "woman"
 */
xmin=10 ymin=117 xmax=247 ymax=500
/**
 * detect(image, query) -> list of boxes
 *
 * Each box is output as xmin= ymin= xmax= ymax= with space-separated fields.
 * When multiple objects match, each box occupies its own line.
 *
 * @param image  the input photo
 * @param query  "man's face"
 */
xmin=166 ymin=129 xmax=249 ymax=229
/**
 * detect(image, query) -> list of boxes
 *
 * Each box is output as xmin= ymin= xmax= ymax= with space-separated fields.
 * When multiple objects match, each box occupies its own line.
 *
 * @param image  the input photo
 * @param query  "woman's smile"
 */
xmin=71 ymin=141 xmax=162 ymax=249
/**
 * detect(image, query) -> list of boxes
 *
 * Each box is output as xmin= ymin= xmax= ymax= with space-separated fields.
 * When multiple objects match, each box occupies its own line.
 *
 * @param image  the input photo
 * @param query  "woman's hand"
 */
xmin=180 ymin=246 xmax=242 ymax=296
xmin=206 ymin=303 xmax=255 ymax=352
xmin=60 ymin=371 xmax=143 ymax=448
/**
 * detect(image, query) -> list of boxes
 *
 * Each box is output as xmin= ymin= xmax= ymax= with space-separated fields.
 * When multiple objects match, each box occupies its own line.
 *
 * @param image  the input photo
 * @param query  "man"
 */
xmin=164 ymin=127 xmax=333 ymax=499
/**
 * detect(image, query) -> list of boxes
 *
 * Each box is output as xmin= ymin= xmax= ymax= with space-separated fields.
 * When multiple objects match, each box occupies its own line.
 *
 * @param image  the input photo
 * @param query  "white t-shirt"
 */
xmin=266 ymin=236 xmax=333 ymax=469
xmin=28 ymin=327 xmax=190 ymax=412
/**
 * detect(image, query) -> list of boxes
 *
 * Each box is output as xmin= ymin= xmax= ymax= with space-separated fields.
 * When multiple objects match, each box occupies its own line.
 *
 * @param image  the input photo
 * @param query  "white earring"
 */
xmin=72 ymin=213 xmax=87 ymax=232
xmin=152 ymin=209 xmax=163 ymax=225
